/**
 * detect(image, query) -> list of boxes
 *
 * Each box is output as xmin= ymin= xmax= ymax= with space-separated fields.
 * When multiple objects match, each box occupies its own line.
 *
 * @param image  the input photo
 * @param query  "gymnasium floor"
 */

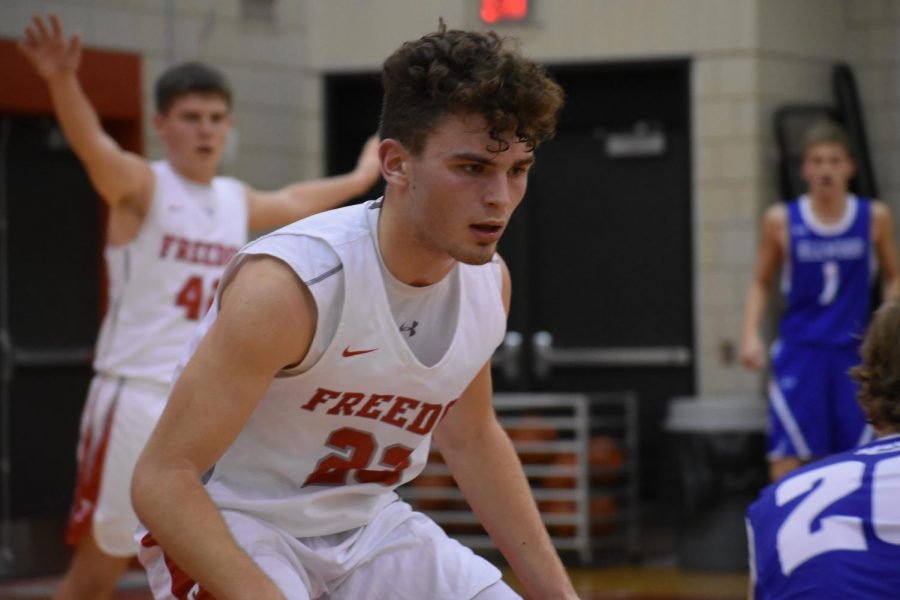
xmin=0 ymin=567 xmax=748 ymax=599
xmin=0 ymin=512 xmax=749 ymax=599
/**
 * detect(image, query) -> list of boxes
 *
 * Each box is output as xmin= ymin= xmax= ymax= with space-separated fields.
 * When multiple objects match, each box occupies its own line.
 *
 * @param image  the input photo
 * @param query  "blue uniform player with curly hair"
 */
xmin=747 ymin=301 xmax=900 ymax=599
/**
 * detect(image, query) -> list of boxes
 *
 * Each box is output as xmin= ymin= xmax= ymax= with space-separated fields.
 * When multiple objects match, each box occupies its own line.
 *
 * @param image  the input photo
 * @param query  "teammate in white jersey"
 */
xmin=133 ymin=23 xmax=576 ymax=600
xmin=19 ymin=14 xmax=381 ymax=600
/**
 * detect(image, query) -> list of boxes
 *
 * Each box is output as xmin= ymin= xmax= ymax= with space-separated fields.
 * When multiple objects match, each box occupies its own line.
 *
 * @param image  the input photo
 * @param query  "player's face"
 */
xmin=402 ymin=113 xmax=534 ymax=266
xmin=154 ymin=93 xmax=232 ymax=183
xmin=801 ymin=142 xmax=855 ymax=198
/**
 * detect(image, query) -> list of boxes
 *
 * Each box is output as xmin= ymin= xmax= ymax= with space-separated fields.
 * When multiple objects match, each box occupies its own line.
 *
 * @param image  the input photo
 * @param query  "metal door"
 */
xmin=0 ymin=116 xmax=102 ymax=576
xmin=494 ymin=62 xmax=695 ymax=501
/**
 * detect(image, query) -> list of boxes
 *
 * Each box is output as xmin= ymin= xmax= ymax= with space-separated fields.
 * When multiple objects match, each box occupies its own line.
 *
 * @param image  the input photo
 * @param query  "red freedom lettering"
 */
xmin=301 ymin=387 xmax=341 ymax=411
xmin=175 ymin=238 xmax=190 ymax=261
xmin=159 ymin=234 xmax=177 ymax=258
xmin=327 ymin=392 xmax=366 ymax=415
xmin=158 ymin=234 xmax=239 ymax=267
xmin=301 ymin=388 xmax=453 ymax=436
xmin=407 ymin=402 xmax=442 ymax=435
xmin=356 ymin=394 xmax=392 ymax=419
xmin=382 ymin=396 xmax=420 ymax=428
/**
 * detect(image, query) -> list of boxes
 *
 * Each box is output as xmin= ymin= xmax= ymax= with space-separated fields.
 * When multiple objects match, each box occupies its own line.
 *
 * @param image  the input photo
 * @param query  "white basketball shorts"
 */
xmin=139 ymin=500 xmax=509 ymax=599
xmin=67 ymin=374 xmax=169 ymax=556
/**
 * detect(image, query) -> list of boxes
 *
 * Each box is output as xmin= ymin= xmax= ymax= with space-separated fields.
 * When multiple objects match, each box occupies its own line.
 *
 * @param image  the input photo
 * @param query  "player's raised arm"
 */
xmin=246 ymin=135 xmax=382 ymax=231
xmin=131 ymin=256 xmax=315 ymax=599
xmin=18 ymin=14 xmax=152 ymax=211
xmin=740 ymin=204 xmax=787 ymax=370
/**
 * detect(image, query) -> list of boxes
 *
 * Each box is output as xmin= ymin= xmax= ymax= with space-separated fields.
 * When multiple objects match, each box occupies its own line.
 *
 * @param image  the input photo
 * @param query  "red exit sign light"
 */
xmin=481 ymin=0 xmax=529 ymax=24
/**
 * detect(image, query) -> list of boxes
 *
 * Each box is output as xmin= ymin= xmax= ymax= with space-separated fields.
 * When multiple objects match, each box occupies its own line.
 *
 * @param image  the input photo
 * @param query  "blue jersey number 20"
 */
xmin=775 ymin=454 xmax=900 ymax=575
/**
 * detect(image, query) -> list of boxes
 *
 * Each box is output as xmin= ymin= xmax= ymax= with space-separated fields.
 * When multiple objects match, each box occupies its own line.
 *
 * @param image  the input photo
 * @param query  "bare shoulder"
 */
xmin=219 ymin=255 xmax=317 ymax=367
xmin=761 ymin=203 xmax=788 ymax=247
xmin=870 ymin=199 xmax=894 ymax=222
xmin=869 ymin=200 xmax=898 ymax=248
xmin=222 ymin=255 xmax=313 ymax=315
xmin=108 ymin=151 xmax=155 ymax=211
xmin=493 ymin=253 xmax=511 ymax=314
xmin=762 ymin=203 xmax=787 ymax=227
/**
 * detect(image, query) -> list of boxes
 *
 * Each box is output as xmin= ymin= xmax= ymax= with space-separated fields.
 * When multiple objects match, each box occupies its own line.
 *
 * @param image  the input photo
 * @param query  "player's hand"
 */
xmin=739 ymin=334 xmax=766 ymax=370
xmin=18 ymin=14 xmax=82 ymax=83
xmin=353 ymin=135 xmax=382 ymax=187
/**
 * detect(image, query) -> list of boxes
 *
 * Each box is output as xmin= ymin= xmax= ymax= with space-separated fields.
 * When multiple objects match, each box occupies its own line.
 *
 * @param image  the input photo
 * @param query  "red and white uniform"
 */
xmin=94 ymin=160 xmax=247 ymax=382
xmin=68 ymin=160 xmax=248 ymax=556
xmin=141 ymin=200 xmax=513 ymax=599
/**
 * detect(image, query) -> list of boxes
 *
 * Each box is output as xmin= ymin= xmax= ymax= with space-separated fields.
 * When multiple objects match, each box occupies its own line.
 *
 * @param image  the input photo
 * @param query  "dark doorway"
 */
xmin=324 ymin=59 xmax=694 ymax=545
xmin=0 ymin=115 xmax=101 ymax=576
xmin=0 ymin=40 xmax=142 ymax=578
xmin=504 ymin=61 xmax=694 ymax=501
xmin=324 ymin=72 xmax=386 ymax=204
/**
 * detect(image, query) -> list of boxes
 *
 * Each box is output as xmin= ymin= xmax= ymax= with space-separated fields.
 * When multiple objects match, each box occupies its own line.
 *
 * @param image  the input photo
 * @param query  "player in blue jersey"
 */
xmin=746 ymin=301 xmax=900 ymax=599
xmin=740 ymin=120 xmax=899 ymax=481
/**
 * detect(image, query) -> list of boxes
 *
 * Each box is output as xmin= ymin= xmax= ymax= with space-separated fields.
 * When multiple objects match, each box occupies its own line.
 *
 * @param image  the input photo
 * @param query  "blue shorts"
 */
xmin=767 ymin=340 xmax=873 ymax=460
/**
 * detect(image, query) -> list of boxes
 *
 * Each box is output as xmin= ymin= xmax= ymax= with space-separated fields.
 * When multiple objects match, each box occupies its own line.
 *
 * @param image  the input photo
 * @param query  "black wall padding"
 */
xmin=833 ymin=62 xmax=879 ymax=199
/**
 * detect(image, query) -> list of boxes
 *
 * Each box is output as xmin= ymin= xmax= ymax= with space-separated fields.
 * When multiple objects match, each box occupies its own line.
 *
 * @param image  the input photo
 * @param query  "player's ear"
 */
xmin=380 ymin=139 xmax=410 ymax=188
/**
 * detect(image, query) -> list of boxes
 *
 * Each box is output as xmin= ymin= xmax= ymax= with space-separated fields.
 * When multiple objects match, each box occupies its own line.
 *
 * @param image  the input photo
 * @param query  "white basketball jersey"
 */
xmin=93 ymin=161 xmax=248 ymax=384
xmin=200 ymin=201 xmax=507 ymax=537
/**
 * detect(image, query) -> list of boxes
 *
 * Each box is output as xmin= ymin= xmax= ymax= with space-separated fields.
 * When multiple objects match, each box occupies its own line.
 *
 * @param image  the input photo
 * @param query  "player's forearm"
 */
xmin=443 ymin=422 xmax=576 ymax=599
xmin=249 ymin=171 xmax=375 ymax=230
xmin=132 ymin=463 xmax=285 ymax=600
xmin=282 ymin=170 xmax=372 ymax=214
xmin=741 ymin=282 xmax=768 ymax=342
xmin=46 ymin=73 xmax=120 ymax=170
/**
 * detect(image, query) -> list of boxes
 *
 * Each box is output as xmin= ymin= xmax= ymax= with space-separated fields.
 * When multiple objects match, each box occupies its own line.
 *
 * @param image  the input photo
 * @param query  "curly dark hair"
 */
xmin=850 ymin=302 xmax=900 ymax=431
xmin=379 ymin=22 xmax=564 ymax=155
xmin=155 ymin=62 xmax=232 ymax=115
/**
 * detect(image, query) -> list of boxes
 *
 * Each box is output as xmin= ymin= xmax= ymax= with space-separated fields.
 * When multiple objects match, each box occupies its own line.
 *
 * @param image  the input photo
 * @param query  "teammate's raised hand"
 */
xmin=18 ymin=14 xmax=82 ymax=83
xmin=353 ymin=135 xmax=383 ymax=186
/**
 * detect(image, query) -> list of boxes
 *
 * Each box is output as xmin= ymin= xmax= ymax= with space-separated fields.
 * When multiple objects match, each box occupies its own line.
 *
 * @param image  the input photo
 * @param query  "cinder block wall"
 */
xmin=315 ymin=0 xmax=770 ymax=397
xmin=3 ymin=0 xmax=895 ymax=399
xmin=304 ymin=0 xmax=865 ymax=398
xmin=844 ymin=0 xmax=900 ymax=213
xmin=0 ymin=0 xmax=319 ymax=188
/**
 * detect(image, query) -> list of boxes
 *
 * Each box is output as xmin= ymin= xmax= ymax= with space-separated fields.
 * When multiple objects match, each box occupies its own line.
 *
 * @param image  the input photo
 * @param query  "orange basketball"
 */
xmin=589 ymin=435 xmax=625 ymax=485
xmin=539 ymin=499 xmax=577 ymax=537
xmin=505 ymin=413 xmax=558 ymax=464
xmin=410 ymin=472 xmax=455 ymax=511
xmin=542 ymin=452 xmax=577 ymax=489
xmin=590 ymin=494 xmax=619 ymax=535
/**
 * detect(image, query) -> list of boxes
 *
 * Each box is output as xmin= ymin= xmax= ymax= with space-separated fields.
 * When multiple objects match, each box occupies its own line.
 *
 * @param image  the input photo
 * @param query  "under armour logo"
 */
xmin=400 ymin=321 xmax=418 ymax=337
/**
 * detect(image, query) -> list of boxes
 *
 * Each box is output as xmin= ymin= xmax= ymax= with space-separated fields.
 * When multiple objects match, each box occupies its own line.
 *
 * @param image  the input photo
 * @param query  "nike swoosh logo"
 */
xmin=342 ymin=346 xmax=377 ymax=357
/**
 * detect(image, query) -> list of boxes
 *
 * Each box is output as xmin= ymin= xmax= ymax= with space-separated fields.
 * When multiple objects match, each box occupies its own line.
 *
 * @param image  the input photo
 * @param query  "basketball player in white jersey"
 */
xmin=19 ymin=14 xmax=381 ymax=600
xmin=133 ymin=23 xmax=576 ymax=600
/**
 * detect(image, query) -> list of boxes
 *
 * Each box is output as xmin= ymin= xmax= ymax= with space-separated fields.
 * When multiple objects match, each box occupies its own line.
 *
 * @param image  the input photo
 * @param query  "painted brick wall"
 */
xmin=0 ymin=0 xmax=320 ymax=204
xmin=4 ymin=0 xmax=896 ymax=400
